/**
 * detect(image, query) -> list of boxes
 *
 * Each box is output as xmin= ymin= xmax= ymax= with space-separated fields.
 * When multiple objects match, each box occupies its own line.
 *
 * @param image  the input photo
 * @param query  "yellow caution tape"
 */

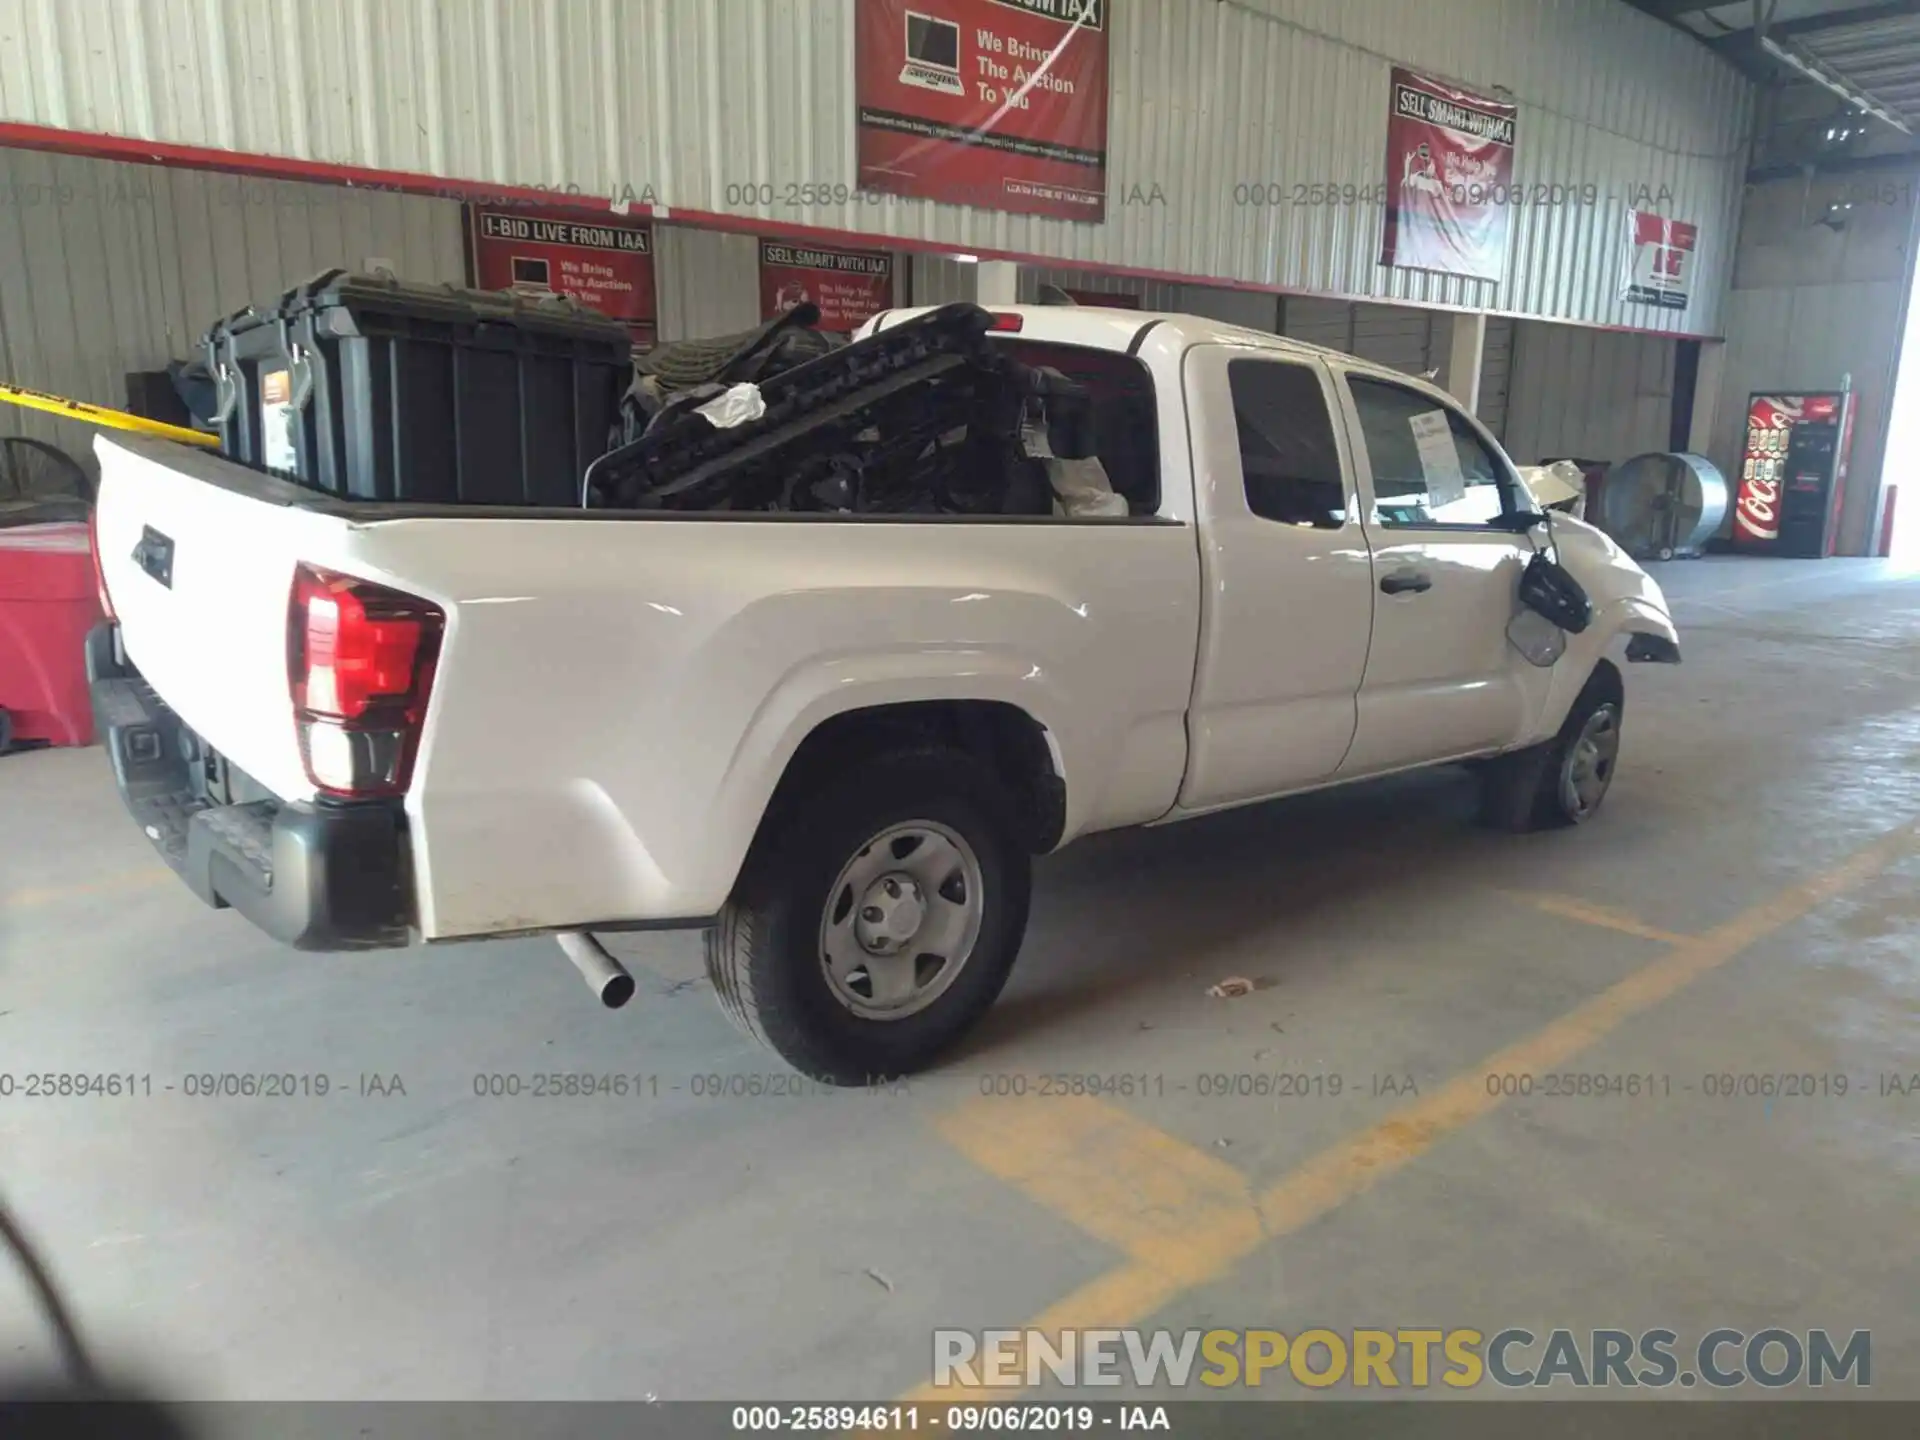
xmin=0 ymin=381 xmax=222 ymax=448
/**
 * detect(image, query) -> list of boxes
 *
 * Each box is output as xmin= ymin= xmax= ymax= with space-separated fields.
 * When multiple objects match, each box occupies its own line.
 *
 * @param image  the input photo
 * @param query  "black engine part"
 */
xmin=583 ymin=304 xmax=1095 ymax=517
xmin=614 ymin=303 xmax=840 ymax=446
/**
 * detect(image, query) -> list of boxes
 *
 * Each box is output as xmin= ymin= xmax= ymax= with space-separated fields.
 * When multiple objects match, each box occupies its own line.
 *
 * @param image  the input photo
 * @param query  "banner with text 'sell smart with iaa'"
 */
xmin=759 ymin=241 xmax=896 ymax=332
xmin=856 ymin=0 xmax=1109 ymax=222
xmin=1380 ymin=67 xmax=1518 ymax=283
xmin=469 ymin=206 xmax=656 ymax=344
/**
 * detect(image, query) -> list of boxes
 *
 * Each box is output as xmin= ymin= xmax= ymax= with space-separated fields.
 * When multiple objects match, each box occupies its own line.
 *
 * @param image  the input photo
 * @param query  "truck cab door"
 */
xmin=1175 ymin=346 xmax=1373 ymax=811
xmin=1332 ymin=368 xmax=1538 ymax=775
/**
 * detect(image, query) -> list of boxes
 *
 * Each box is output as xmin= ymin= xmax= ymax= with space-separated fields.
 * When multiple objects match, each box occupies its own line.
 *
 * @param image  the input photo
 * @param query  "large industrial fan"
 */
xmin=1597 ymin=451 xmax=1729 ymax=561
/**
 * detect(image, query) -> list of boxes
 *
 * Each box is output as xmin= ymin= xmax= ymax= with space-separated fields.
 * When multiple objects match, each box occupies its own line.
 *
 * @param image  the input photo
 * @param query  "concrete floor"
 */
xmin=0 ymin=556 xmax=1916 ymax=1404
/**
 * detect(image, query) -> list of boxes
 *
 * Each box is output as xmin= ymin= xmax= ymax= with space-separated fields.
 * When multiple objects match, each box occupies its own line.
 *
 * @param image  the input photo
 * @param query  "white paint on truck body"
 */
xmin=95 ymin=306 xmax=1674 ymax=942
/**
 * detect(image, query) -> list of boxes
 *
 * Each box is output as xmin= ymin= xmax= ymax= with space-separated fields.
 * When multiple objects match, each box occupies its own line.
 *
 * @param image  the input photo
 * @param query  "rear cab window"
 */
xmin=992 ymin=339 xmax=1161 ymax=515
xmin=1226 ymin=358 xmax=1349 ymax=528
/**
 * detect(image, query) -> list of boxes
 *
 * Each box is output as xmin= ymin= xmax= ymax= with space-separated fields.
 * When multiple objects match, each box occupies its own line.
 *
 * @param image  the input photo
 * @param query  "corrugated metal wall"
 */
xmin=0 ymin=142 xmax=933 ymax=461
xmin=1019 ymin=265 xmax=1183 ymax=312
xmin=0 ymin=145 xmax=465 ymax=459
xmin=0 ymin=0 xmax=1751 ymax=333
xmin=1165 ymin=286 xmax=1281 ymax=334
xmin=1016 ymin=280 xmax=1519 ymax=437
xmin=1501 ymin=321 xmax=1676 ymax=465
xmin=1279 ymin=297 xmax=1440 ymax=375
xmin=1351 ymin=304 xmax=1439 ymax=377
xmin=0 ymin=138 xmax=1652 ymax=485
xmin=910 ymin=255 xmax=979 ymax=308
xmin=900 ymin=261 xmax=1525 ymax=440
xmin=1017 ymin=264 xmax=1281 ymax=331
xmin=1279 ymin=296 xmax=1355 ymax=352
xmin=653 ymin=226 xmax=761 ymax=341
xmin=1709 ymin=163 xmax=1920 ymax=555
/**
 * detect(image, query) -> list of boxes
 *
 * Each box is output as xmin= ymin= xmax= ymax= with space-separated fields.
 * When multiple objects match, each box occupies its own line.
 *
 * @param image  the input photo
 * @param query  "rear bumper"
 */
xmin=86 ymin=622 xmax=412 ymax=951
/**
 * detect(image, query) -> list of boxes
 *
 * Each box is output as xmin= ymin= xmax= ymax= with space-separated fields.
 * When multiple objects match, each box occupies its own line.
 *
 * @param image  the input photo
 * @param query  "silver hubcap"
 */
xmin=1561 ymin=704 xmax=1621 ymax=820
xmin=820 ymin=821 xmax=985 ymax=1020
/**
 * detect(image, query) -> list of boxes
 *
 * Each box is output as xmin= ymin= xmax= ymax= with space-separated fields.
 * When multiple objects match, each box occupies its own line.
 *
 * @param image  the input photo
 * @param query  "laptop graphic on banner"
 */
xmin=900 ymin=11 xmax=964 ymax=95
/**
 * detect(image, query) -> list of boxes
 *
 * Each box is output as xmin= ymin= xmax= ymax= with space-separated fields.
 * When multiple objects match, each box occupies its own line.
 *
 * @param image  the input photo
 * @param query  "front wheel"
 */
xmin=1555 ymin=694 xmax=1622 ymax=823
xmin=1479 ymin=661 xmax=1624 ymax=832
xmin=706 ymin=748 xmax=1032 ymax=1084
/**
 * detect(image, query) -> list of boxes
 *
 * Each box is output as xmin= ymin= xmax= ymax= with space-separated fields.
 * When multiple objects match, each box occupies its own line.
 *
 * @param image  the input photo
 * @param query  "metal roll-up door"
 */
xmin=1280 ymin=297 xmax=1354 ymax=353
xmin=1349 ymin=303 xmax=1436 ymax=377
xmin=1479 ymin=316 xmax=1515 ymax=439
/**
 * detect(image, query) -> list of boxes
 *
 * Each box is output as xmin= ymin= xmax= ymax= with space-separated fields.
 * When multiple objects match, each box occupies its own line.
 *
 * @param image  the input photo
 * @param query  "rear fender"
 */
xmin=708 ymin=649 xmax=1081 ymax=893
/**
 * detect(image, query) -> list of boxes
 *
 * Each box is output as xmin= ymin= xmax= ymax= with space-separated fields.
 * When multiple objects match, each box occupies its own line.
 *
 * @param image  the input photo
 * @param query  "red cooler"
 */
xmin=0 ymin=523 xmax=105 ymax=750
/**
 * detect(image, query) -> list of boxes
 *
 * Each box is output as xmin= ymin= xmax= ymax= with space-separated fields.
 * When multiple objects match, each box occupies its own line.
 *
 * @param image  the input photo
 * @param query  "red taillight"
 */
xmin=988 ymin=312 xmax=1024 ymax=332
xmin=89 ymin=507 xmax=115 ymax=621
xmin=289 ymin=563 xmax=443 ymax=798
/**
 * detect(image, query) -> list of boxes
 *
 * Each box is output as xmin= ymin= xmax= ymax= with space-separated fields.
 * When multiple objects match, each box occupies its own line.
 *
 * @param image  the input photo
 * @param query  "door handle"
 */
xmin=1379 ymin=569 xmax=1432 ymax=595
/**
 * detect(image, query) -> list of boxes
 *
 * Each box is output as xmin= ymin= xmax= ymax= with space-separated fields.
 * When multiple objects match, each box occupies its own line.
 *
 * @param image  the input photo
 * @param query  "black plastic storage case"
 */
xmin=206 ymin=270 xmax=634 ymax=507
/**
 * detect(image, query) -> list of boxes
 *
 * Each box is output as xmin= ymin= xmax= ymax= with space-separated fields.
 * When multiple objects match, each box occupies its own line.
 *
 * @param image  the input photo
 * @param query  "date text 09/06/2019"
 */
xmin=0 ymin=1073 xmax=406 ymax=1099
xmin=730 ymin=1406 xmax=1163 ymax=1432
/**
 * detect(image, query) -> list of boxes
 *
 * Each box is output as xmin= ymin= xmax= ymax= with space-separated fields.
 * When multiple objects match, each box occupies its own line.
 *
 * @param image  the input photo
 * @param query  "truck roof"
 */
xmin=863 ymin=303 xmax=1439 ymax=394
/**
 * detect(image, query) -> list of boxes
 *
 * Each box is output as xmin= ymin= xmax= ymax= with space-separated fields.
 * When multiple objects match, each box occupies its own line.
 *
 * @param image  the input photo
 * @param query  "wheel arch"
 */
xmin=1534 ymin=612 xmax=1643 ymax=739
xmin=1584 ymin=654 xmax=1625 ymax=711
xmin=760 ymin=699 xmax=1067 ymax=857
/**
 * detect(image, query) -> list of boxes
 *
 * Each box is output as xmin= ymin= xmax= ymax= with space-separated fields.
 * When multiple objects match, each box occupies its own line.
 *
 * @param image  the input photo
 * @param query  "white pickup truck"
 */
xmin=88 ymin=304 xmax=1679 ymax=1082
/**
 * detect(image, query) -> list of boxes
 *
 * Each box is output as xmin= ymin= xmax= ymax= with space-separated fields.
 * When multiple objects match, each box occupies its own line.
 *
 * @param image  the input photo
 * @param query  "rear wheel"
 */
xmin=706 ymin=748 xmax=1031 ymax=1084
xmin=1479 ymin=661 xmax=1624 ymax=831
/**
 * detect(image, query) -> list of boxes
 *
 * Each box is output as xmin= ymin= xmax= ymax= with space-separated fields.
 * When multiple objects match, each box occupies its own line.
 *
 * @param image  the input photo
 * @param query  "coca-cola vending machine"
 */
xmin=1731 ymin=391 xmax=1855 ymax=557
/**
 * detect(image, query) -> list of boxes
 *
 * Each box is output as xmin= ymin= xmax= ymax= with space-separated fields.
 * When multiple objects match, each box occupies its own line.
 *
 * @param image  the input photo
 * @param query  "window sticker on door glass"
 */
xmin=1408 ymin=409 xmax=1466 ymax=510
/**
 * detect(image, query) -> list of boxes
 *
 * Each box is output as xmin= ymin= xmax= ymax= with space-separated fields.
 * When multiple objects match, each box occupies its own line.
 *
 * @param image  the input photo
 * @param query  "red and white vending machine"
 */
xmin=1731 ymin=391 xmax=1856 ymax=557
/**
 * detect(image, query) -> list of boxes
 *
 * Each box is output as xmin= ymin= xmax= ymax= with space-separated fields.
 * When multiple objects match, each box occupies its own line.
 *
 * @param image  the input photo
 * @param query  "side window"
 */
xmin=1227 ymin=358 xmax=1348 ymax=529
xmin=1347 ymin=376 xmax=1515 ymax=528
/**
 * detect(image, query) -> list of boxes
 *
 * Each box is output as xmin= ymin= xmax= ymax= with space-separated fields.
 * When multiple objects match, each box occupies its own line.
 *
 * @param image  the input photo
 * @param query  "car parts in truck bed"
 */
xmin=581 ymin=304 xmax=1101 ymax=517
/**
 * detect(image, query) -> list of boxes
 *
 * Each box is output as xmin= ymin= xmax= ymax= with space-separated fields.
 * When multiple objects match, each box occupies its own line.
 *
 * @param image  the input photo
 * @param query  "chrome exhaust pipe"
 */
xmin=557 ymin=931 xmax=636 ymax=1009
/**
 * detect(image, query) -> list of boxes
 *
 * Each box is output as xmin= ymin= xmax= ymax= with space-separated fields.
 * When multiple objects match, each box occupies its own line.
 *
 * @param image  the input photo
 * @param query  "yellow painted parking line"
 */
xmin=0 ymin=867 xmax=169 ymax=911
xmin=915 ymin=822 xmax=1919 ymax=1402
xmin=923 ymin=1100 xmax=1253 ymax=1405
xmin=1505 ymin=890 xmax=1692 ymax=946
xmin=938 ymin=1093 xmax=1261 ymax=1276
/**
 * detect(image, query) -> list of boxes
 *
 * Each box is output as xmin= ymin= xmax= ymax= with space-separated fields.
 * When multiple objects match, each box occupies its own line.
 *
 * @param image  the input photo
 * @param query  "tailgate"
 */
xmin=93 ymin=433 xmax=354 ymax=802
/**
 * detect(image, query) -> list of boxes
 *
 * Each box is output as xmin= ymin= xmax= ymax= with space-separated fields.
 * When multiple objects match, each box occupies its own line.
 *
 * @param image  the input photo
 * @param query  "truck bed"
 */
xmin=92 ymin=429 xmax=1202 ymax=942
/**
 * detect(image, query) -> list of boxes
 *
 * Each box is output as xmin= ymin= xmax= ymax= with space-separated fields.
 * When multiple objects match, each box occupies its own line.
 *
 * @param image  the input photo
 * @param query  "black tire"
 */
xmin=0 ymin=707 xmax=12 ymax=755
xmin=706 ymin=747 xmax=1032 ymax=1084
xmin=1478 ymin=661 xmax=1625 ymax=832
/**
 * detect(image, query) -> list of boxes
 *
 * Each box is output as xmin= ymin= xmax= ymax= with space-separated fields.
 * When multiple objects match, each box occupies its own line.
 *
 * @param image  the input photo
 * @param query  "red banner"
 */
xmin=856 ymin=0 xmax=1110 ymax=222
xmin=468 ymin=206 xmax=656 ymax=344
xmin=1380 ymin=68 xmax=1517 ymax=282
xmin=1623 ymin=210 xmax=1698 ymax=311
xmin=759 ymin=241 xmax=896 ymax=332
